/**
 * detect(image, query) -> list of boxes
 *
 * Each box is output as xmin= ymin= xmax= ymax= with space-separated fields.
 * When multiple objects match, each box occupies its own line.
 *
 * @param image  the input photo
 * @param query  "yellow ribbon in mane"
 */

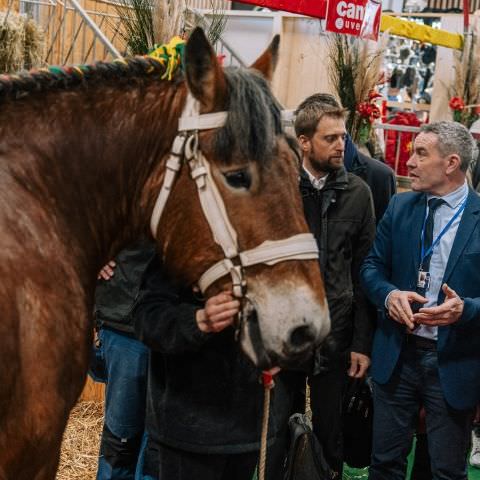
xmin=148 ymin=36 xmax=186 ymax=81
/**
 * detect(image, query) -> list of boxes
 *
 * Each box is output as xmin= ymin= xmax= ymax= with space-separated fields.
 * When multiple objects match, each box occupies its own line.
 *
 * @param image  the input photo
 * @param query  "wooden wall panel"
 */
xmin=0 ymin=0 xmax=15 ymax=10
xmin=41 ymin=0 xmax=232 ymax=65
xmin=80 ymin=376 xmax=105 ymax=402
xmin=273 ymin=16 xmax=333 ymax=109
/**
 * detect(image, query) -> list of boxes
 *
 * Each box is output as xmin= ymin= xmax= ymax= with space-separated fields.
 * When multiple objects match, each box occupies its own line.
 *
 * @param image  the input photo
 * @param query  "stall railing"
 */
xmin=374 ymin=123 xmax=421 ymax=190
xmin=12 ymin=0 xmax=240 ymax=67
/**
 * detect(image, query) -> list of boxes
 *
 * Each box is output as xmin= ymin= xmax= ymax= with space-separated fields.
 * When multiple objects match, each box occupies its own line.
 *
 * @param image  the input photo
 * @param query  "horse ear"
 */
xmin=184 ymin=27 xmax=227 ymax=112
xmin=250 ymin=35 xmax=280 ymax=82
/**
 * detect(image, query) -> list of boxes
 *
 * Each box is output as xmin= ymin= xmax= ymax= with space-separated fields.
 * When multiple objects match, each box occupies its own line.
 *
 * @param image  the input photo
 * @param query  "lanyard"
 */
xmin=419 ymin=197 xmax=467 ymax=269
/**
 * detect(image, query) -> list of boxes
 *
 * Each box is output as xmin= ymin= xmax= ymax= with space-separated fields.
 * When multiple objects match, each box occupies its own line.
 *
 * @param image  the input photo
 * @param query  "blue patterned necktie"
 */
xmin=412 ymin=197 xmax=446 ymax=313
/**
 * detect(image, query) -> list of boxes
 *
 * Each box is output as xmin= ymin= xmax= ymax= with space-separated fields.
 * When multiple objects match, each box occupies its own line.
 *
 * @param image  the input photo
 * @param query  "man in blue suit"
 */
xmin=361 ymin=120 xmax=480 ymax=479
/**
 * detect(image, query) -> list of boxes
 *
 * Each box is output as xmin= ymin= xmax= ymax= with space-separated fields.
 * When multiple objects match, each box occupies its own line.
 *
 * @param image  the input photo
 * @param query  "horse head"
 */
xmin=152 ymin=29 xmax=330 ymax=369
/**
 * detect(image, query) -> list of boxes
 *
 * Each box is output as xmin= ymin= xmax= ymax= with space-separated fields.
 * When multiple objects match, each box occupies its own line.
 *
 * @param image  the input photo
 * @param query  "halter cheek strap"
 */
xmin=150 ymin=135 xmax=184 ymax=235
xmin=150 ymin=93 xmax=319 ymax=297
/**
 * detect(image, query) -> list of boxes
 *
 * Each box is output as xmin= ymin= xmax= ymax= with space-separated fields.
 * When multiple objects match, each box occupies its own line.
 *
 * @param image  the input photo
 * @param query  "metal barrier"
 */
xmin=17 ymin=0 xmax=124 ymax=65
xmin=187 ymin=7 xmax=245 ymax=67
xmin=374 ymin=123 xmax=420 ymax=189
xmin=13 ymin=0 xmax=239 ymax=67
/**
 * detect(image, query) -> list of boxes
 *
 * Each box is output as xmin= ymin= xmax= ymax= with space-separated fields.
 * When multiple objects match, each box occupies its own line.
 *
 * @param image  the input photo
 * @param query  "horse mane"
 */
xmin=0 ymin=55 xmax=178 ymax=102
xmin=217 ymin=67 xmax=282 ymax=167
xmin=0 ymin=52 xmax=283 ymax=171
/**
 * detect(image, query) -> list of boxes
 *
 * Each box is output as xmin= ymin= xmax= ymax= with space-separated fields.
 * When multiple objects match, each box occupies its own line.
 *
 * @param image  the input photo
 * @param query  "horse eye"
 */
xmin=223 ymin=170 xmax=252 ymax=190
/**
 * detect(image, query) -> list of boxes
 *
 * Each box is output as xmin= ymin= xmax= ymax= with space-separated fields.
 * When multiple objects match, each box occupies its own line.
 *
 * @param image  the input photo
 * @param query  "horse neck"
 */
xmin=94 ymin=80 xmax=188 ymax=258
xmin=8 ymin=78 xmax=187 ymax=279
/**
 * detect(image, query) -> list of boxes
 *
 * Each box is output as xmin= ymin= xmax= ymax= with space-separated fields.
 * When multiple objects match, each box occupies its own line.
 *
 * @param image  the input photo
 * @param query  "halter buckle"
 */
xmin=223 ymin=261 xmax=245 ymax=298
xmin=184 ymin=132 xmax=199 ymax=162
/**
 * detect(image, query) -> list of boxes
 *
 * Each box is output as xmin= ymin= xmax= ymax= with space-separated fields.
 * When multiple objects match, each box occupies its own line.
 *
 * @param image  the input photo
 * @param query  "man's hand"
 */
xmin=387 ymin=290 xmax=427 ymax=329
xmin=348 ymin=352 xmax=370 ymax=378
xmin=413 ymin=284 xmax=464 ymax=326
xmin=196 ymin=291 xmax=240 ymax=333
xmin=97 ymin=260 xmax=116 ymax=280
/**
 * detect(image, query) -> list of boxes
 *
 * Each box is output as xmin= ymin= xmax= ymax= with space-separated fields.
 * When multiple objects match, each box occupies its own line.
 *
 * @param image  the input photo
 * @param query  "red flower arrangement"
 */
xmin=357 ymin=101 xmax=382 ymax=122
xmin=356 ymin=91 xmax=382 ymax=144
xmin=448 ymin=96 xmax=478 ymax=126
xmin=449 ymin=96 xmax=465 ymax=111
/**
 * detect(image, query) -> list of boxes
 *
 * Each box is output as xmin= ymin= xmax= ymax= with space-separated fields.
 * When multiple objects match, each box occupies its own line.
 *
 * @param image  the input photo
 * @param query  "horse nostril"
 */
xmin=289 ymin=324 xmax=316 ymax=349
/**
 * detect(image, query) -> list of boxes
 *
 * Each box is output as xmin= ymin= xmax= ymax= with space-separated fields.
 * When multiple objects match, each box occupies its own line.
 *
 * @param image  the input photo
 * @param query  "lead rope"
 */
xmin=259 ymin=372 xmax=275 ymax=480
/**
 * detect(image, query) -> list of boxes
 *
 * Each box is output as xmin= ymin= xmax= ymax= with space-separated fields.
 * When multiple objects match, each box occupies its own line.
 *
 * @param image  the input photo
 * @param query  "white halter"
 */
xmin=150 ymin=94 xmax=319 ymax=298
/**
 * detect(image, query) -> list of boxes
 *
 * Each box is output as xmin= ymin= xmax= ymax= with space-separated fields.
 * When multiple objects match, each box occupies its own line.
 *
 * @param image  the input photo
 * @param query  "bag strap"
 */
xmin=305 ymin=382 xmax=311 ymax=417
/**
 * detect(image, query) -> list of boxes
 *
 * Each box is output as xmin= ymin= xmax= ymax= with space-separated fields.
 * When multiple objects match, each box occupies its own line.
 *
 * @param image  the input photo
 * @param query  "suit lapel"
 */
xmin=442 ymin=189 xmax=480 ymax=284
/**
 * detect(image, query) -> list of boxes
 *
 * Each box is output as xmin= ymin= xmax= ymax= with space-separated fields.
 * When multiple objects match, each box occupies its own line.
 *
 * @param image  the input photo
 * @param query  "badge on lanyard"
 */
xmin=417 ymin=269 xmax=431 ymax=291
xmin=417 ymin=197 xmax=467 ymax=293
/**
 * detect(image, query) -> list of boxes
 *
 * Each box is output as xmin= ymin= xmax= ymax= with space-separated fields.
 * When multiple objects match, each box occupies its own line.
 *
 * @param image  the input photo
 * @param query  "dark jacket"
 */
xmin=361 ymin=189 xmax=480 ymax=410
xmin=300 ymin=168 xmax=375 ymax=356
xmin=471 ymin=140 xmax=480 ymax=192
xmin=344 ymin=135 xmax=396 ymax=224
xmin=133 ymin=257 xmax=288 ymax=454
xmin=95 ymin=239 xmax=156 ymax=334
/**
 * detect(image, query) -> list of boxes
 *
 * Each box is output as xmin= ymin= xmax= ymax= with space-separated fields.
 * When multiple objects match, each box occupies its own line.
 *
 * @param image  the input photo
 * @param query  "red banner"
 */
xmin=228 ymin=0 xmax=327 ymax=18
xmin=325 ymin=0 xmax=381 ymax=39
xmin=229 ymin=0 xmax=381 ymax=40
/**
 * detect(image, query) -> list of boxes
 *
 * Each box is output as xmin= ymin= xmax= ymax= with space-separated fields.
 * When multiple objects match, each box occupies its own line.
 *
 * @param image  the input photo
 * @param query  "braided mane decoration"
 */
xmin=148 ymin=35 xmax=185 ymax=80
xmin=0 ymin=36 xmax=186 ymax=102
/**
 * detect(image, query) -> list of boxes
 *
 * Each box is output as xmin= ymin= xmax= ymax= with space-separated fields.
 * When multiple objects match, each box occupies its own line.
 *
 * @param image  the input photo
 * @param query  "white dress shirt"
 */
xmin=414 ymin=181 xmax=468 ymax=340
xmin=303 ymin=165 xmax=329 ymax=190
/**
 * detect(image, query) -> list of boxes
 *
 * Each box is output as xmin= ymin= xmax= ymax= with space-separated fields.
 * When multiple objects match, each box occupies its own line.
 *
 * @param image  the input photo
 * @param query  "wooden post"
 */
xmin=80 ymin=376 xmax=105 ymax=402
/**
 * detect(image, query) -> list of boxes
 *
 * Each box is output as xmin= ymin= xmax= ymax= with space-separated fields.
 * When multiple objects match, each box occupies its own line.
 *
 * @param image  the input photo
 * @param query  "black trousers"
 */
xmin=309 ymin=355 xmax=348 ymax=477
xmin=411 ymin=433 xmax=431 ymax=480
xmin=143 ymin=439 xmax=258 ymax=480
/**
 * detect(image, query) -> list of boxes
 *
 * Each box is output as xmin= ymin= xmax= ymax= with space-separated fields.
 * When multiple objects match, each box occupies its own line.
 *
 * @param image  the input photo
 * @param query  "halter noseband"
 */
xmin=150 ymin=93 xmax=319 ymax=298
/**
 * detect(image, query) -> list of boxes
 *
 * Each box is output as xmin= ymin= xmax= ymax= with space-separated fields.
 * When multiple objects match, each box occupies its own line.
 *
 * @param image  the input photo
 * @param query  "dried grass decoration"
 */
xmin=449 ymin=31 xmax=480 ymax=128
xmin=327 ymin=33 xmax=386 ymax=145
xmin=0 ymin=10 xmax=44 ymax=73
xmin=113 ymin=0 xmax=227 ymax=57
xmin=57 ymin=401 xmax=104 ymax=480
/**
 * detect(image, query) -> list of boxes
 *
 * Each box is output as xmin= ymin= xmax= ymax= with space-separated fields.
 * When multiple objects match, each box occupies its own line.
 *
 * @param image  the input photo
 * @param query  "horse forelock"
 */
xmin=0 ymin=56 xmax=180 ymax=103
xmin=213 ymin=67 xmax=282 ymax=167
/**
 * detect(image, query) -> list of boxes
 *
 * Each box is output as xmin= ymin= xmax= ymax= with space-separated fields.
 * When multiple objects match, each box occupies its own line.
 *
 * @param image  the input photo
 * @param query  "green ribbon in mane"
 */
xmin=147 ymin=36 xmax=186 ymax=81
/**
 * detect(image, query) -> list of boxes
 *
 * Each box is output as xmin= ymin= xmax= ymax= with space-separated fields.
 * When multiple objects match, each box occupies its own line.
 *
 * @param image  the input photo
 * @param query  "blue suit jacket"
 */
xmin=360 ymin=188 xmax=480 ymax=410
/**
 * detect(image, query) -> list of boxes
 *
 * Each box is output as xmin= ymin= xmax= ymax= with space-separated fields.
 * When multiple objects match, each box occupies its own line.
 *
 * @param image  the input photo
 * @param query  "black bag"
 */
xmin=284 ymin=413 xmax=334 ymax=480
xmin=342 ymin=377 xmax=373 ymax=469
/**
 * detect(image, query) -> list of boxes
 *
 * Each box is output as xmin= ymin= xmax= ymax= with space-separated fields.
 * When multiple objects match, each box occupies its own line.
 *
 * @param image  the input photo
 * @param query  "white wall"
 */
xmin=383 ymin=0 xmax=406 ymax=12
xmin=190 ymin=0 xmax=231 ymax=10
xmin=429 ymin=15 xmax=463 ymax=121
xmin=209 ymin=10 xmax=276 ymax=66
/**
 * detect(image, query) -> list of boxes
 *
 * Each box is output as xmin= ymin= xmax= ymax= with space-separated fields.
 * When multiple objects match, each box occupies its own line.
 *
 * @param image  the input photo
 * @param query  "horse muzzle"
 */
xmin=237 ymin=284 xmax=330 ymax=370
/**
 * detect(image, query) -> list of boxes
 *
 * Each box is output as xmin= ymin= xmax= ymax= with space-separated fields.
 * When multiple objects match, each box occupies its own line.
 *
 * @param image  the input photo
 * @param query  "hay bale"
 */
xmin=57 ymin=401 xmax=104 ymax=480
xmin=24 ymin=16 xmax=44 ymax=70
xmin=0 ymin=11 xmax=24 ymax=73
xmin=0 ymin=10 xmax=45 ymax=73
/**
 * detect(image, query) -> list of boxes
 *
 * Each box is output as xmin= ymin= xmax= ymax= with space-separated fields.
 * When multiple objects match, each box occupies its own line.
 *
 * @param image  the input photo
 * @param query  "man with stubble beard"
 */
xmin=294 ymin=100 xmax=376 ymax=477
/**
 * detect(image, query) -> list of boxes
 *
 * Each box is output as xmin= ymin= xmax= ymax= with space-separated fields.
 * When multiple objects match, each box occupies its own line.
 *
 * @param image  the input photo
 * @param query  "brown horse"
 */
xmin=0 ymin=28 xmax=329 ymax=479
